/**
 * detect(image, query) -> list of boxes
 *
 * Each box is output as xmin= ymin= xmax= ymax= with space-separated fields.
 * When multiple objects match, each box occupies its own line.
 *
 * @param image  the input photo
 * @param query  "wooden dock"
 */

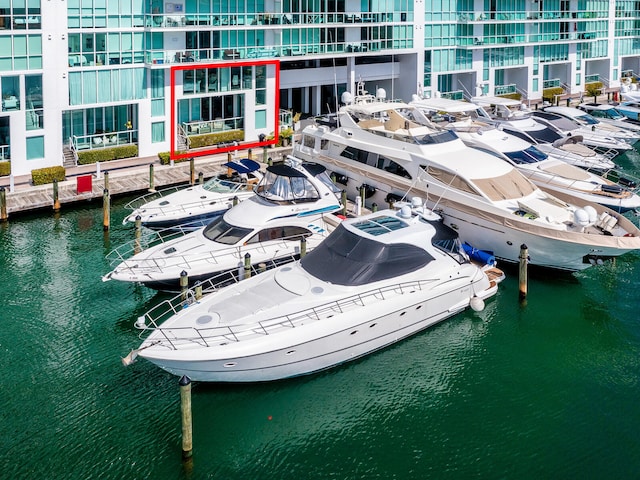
xmin=0 ymin=148 xmax=292 ymax=217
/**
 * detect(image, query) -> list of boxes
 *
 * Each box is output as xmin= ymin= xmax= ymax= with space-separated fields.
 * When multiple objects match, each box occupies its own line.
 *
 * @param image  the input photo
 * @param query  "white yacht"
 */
xmin=124 ymin=203 xmax=504 ymax=382
xmin=539 ymin=105 xmax=640 ymax=145
xmin=577 ymin=103 xmax=640 ymax=133
xmin=531 ymin=109 xmax=635 ymax=156
xmin=293 ymin=92 xmax=640 ymax=271
xmin=104 ymin=157 xmax=342 ymax=291
xmin=122 ymin=158 xmax=263 ymax=231
xmin=615 ymin=98 xmax=640 ymax=122
xmin=409 ymin=97 xmax=640 ymax=213
xmin=427 ymin=96 xmax=617 ymax=171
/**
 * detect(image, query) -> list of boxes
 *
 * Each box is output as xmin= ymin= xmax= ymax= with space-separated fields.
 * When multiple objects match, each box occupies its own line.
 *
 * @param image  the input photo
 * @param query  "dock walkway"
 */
xmin=0 ymin=148 xmax=291 ymax=217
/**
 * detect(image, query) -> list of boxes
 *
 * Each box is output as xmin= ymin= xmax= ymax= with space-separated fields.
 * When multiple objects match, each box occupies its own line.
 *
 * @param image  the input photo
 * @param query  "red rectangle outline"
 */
xmin=169 ymin=59 xmax=280 ymax=161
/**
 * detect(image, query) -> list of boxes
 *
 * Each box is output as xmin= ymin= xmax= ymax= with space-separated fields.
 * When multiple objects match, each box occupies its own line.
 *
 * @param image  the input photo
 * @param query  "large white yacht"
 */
xmin=293 ymin=90 xmax=640 ymax=271
xmin=104 ymin=157 xmax=342 ymax=291
xmin=408 ymin=97 xmax=640 ymax=213
xmin=124 ymin=203 xmax=504 ymax=382
xmin=577 ymin=103 xmax=640 ymax=133
xmin=122 ymin=158 xmax=263 ymax=231
xmin=471 ymin=95 xmax=633 ymax=158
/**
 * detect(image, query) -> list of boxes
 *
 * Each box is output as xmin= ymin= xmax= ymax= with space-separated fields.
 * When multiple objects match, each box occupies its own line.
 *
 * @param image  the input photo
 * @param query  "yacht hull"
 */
xmin=139 ymin=276 xmax=497 ymax=382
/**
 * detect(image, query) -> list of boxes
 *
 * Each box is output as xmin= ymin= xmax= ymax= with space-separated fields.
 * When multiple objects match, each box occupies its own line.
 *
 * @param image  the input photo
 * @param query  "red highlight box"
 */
xmin=169 ymin=59 xmax=280 ymax=161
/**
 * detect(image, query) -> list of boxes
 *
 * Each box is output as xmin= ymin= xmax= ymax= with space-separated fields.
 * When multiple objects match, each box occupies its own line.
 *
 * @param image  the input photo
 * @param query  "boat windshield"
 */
xmin=202 ymin=176 xmax=246 ymax=194
xmin=589 ymin=108 xmax=625 ymax=121
xmin=202 ymin=217 xmax=253 ymax=244
xmin=574 ymin=113 xmax=599 ymax=125
xmin=414 ymin=130 xmax=459 ymax=145
xmin=255 ymin=164 xmax=321 ymax=203
xmin=504 ymin=145 xmax=548 ymax=165
xmin=300 ymin=223 xmax=434 ymax=286
xmin=520 ymin=126 xmax=562 ymax=144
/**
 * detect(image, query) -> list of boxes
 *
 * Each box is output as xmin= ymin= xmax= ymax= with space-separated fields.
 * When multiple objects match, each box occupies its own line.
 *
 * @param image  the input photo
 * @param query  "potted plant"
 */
xmin=279 ymin=127 xmax=293 ymax=146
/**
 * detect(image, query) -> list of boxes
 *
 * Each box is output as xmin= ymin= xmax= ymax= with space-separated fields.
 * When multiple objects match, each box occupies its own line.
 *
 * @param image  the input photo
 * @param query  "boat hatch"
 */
xmin=222 ymin=158 xmax=262 ymax=174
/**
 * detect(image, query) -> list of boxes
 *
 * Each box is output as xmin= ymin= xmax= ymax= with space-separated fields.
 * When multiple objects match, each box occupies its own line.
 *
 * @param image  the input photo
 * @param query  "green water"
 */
xmin=1 ymin=191 xmax=640 ymax=479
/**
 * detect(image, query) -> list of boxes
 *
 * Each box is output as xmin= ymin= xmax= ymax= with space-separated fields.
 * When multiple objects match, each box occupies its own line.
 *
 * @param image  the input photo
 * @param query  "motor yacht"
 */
xmin=531 ymin=109 xmax=634 ymax=156
xmin=408 ymin=97 xmax=640 ymax=213
xmin=122 ymin=158 xmax=263 ymax=231
xmin=540 ymin=105 xmax=640 ymax=146
xmin=413 ymin=96 xmax=617 ymax=171
xmin=577 ymin=103 xmax=640 ymax=132
xmin=124 ymin=202 xmax=504 ymax=382
xmin=293 ymin=90 xmax=640 ymax=271
xmin=470 ymin=96 xmax=632 ymax=158
xmin=104 ymin=157 xmax=343 ymax=291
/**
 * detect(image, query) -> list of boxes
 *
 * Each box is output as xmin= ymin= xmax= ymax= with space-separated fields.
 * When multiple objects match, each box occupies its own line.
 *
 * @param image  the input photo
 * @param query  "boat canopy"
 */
xmin=300 ymin=223 xmax=434 ymax=286
xmin=221 ymin=158 xmax=262 ymax=174
xmin=255 ymin=163 xmax=322 ymax=203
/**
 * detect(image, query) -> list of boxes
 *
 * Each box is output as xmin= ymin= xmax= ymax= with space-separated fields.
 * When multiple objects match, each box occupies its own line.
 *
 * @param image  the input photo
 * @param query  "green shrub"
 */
xmin=158 ymin=151 xmax=188 ymax=165
xmin=585 ymin=81 xmax=604 ymax=98
xmin=188 ymin=130 xmax=244 ymax=149
xmin=0 ymin=161 xmax=10 ymax=177
xmin=77 ymin=145 xmax=138 ymax=165
xmin=542 ymin=86 xmax=564 ymax=102
xmin=32 ymin=166 xmax=66 ymax=186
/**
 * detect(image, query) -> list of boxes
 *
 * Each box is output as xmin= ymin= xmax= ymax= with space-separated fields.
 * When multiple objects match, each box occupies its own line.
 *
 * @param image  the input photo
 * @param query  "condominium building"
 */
xmin=0 ymin=0 xmax=638 ymax=177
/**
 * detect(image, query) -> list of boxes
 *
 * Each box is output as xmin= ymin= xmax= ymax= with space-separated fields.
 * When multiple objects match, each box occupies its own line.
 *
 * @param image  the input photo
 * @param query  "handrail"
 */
xmin=138 ymin=278 xmax=441 ymax=350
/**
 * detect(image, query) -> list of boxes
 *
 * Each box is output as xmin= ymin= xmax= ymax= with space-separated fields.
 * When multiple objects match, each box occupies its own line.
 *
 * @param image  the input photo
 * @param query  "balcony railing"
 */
xmin=71 ymin=129 xmax=137 ymax=152
xmin=495 ymin=84 xmax=518 ymax=96
xmin=182 ymin=118 xmax=243 ymax=137
xmin=144 ymin=11 xmax=409 ymax=29
xmin=0 ymin=145 xmax=10 ymax=160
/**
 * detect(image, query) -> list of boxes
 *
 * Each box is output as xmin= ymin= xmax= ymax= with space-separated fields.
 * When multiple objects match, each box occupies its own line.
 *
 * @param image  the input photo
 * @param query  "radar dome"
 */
xmin=341 ymin=91 xmax=354 ymax=105
xmin=583 ymin=205 xmax=598 ymax=224
xmin=411 ymin=197 xmax=423 ymax=208
xmin=574 ymin=208 xmax=590 ymax=227
xmin=376 ymin=88 xmax=387 ymax=100
xmin=398 ymin=205 xmax=412 ymax=219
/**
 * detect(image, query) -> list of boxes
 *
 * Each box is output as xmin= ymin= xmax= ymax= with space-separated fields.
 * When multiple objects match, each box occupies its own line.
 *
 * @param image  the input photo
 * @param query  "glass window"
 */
xmin=255 ymin=109 xmax=266 ymax=128
xmin=26 ymin=135 xmax=44 ymax=160
xmin=151 ymin=121 xmax=164 ymax=142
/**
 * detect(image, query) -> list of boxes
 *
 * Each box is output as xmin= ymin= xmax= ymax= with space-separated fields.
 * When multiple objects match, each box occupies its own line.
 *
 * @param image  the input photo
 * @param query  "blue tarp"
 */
xmin=222 ymin=158 xmax=262 ymax=174
xmin=461 ymin=242 xmax=496 ymax=266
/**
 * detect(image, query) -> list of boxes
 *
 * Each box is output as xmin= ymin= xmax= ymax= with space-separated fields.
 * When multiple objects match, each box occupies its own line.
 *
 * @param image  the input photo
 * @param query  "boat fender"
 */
xmin=470 ymin=296 xmax=485 ymax=312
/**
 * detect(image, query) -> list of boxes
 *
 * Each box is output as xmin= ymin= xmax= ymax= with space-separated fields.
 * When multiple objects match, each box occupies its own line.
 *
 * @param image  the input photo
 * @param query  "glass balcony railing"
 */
xmin=144 ymin=11 xmax=410 ymax=28
xmin=71 ymin=129 xmax=137 ymax=152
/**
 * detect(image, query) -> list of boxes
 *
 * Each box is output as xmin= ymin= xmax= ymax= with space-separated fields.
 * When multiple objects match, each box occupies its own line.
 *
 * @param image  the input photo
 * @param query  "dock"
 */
xmin=0 ymin=148 xmax=292 ymax=217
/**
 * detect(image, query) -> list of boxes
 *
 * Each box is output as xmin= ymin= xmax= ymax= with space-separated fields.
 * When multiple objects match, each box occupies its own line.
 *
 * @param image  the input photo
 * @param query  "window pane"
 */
xmin=26 ymin=135 xmax=44 ymax=160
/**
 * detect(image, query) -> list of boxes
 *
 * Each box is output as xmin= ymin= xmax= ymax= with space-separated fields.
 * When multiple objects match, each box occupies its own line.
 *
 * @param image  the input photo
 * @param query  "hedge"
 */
xmin=32 ymin=166 xmax=66 ymax=186
xmin=77 ymin=145 xmax=139 ymax=165
xmin=188 ymin=130 xmax=244 ymax=149
xmin=0 ymin=161 xmax=10 ymax=177
xmin=158 ymin=151 xmax=188 ymax=165
xmin=542 ymin=87 xmax=564 ymax=102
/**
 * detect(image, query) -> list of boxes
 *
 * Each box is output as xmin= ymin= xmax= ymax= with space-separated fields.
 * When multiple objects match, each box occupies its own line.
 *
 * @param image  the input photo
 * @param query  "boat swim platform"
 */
xmin=0 ymin=148 xmax=293 ymax=216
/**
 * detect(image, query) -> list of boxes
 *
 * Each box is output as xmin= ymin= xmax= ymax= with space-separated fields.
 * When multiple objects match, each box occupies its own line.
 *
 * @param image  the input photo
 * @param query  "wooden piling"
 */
xmin=243 ymin=253 xmax=251 ymax=279
xmin=248 ymin=149 xmax=252 ymax=160
xmin=180 ymin=270 xmax=189 ymax=301
xmin=519 ymin=244 xmax=528 ymax=302
xmin=300 ymin=237 xmax=307 ymax=257
xmin=198 ymin=171 xmax=204 ymax=185
xmin=341 ymin=190 xmax=347 ymax=217
xmin=134 ymin=215 xmax=142 ymax=254
xmin=263 ymin=146 xmax=268 ymax=164
xmin=372 ymin=202 xmax=378 ymax=212
xmin=149 ymin=164 xmax=155 ymax=192
xmin=233 ymin=196 xmax=239 ymax=206
xmin=258 ymin=262 xmax=267 ymax=273
xmin=194 ymin=281 xmax=202 ymax=300
xmin=102 ymin=188 xmax=110 ymax=231
xmin=104 ymin=171 xmax=109 ymax=191
xmin=0 ymin=186 xmax=7 ymax=222
xmin=53 ymin=180 xmax=61 ymax=212
xmin=190 ymin=158 xmax=195 ymax=185
xmin=179 ymin=375 xmax=193 ymax=461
